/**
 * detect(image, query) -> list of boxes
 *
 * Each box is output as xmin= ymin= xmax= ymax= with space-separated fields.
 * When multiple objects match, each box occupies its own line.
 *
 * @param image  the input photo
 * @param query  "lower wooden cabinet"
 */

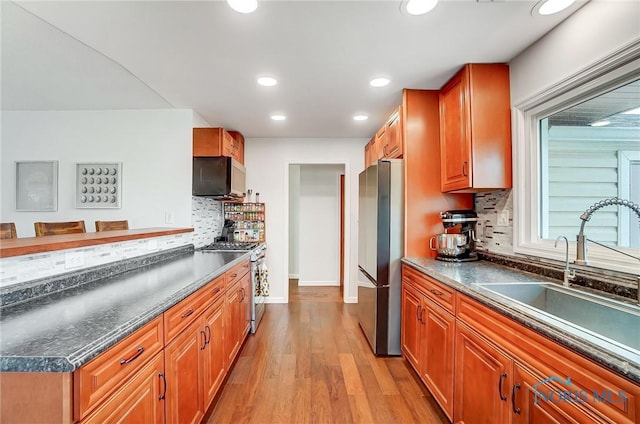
xmin=224 ymin=269 xmax=251 ymax=368
xmin=401 ymin=271 xmax=455 ymax=421
xmin=454 ymin=322 xmax=512 ymax=424
xmin=401 ymin=263 xmax=640 ymax=424
xmin=81 ymin=353 xmax=165 ymax=424
xmin=202 ymin=297 xmax=226 ymax=407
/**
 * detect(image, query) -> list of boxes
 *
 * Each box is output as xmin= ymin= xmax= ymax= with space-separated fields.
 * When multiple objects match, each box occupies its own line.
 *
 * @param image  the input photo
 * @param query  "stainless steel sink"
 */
xmin=474 ymin=282 xmax=640 ymax=352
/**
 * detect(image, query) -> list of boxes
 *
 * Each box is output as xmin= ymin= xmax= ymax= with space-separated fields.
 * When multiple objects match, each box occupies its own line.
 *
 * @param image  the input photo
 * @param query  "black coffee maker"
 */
xmin=215 ymin=219 xmax=236 ymax=242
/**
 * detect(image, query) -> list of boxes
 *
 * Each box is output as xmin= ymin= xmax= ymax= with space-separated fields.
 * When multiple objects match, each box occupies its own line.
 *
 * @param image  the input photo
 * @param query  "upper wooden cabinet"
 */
xmin=439 ymin=63 xmax=512 ymax=192
xmin=384 ymin=107 xmax=402 ymax=159
xmin=193 ymin=128 xmax=244 ymax=165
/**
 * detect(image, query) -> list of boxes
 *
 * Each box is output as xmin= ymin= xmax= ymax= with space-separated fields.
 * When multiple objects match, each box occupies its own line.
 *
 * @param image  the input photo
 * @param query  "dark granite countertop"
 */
xmin=0 ymin=251 xmax=249 ymax=373
xmin=402 ymin=257 xmax=640 ymax=384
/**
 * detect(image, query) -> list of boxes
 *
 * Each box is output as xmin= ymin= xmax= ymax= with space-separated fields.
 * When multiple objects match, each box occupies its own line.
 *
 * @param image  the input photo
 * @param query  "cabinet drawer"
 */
xmin=164 ymin=284 xmax=213 ymax=344
xmin=74 ymin=316 xmax=164 ymax=420
xmin=402 ymin=264 xmax=456 ymax=314
xmin=226 ymin=260 xmax=250 ymax=289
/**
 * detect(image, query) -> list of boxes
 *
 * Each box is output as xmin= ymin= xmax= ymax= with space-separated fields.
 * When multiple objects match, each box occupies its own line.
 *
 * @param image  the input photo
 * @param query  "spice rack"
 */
xmin=223 ymin=202 xmax=266 ymax=242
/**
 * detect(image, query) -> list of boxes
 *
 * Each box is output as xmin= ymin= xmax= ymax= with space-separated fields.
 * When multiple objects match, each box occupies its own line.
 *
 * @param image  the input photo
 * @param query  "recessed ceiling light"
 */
xmin=621 ymin=106 xmax=640 ymax=115
xmin=405 ymin=0 xmax=438 ymax=16
xmin=271 ymin=114 xmax=286 ymax=121
xmin=590 ymin=120 xmax=611 ymax=127
xmin=227 ymin=0 xmax=258 ymax=14
xmin=257 ymin=76 xmax=277 ymax=87
xmin=536 ymin=0 xmax=575 ymax=15
xmin=353 ymin=115 xmax=368 ymax=121
xmin=370 ymin=77 xmax=390 ymax=88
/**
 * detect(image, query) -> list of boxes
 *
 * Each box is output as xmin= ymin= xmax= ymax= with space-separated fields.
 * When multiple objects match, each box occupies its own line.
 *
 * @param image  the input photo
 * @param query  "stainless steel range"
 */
xmin=200 ymin=241 xmax=267 ymax=334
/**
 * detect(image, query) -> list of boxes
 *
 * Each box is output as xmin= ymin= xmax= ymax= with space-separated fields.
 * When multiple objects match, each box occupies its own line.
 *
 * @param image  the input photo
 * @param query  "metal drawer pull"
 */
xmin=512 ymin=384 xmax=521 ymax=414
xmin=159 ymin=373 xmax=167 ymax=400
xmin=416 ymin=304 xmax=422 ymax=323
xmin=181 ymin=308 xmax=195 ymax=319
xmin=120 ymin=346 xmax=144 ymax=365
xmin=230 ymin=273 xmax=238 ymax=278
xmin=200 ymin=330 xmax=207 ymax=350
xmin=212 ymin=287 xmax=222 ymax=295
xmin=205 ymin=325 xmax=211 ymax=345
xmin=498 ymin=372 xmax=507 ymax=401
xmin=419 ymin=307 xmax=425 ymax=325
xmin=429 ymin=288 xmax=443 ymax=297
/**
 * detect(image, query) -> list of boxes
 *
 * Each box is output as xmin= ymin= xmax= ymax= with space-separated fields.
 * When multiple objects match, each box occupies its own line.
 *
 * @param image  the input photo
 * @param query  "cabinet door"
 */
xmin=439 ymin=68 xmax=472 ymax=192
xmin=165 ymin=319 xmax=205 ymax=424
xmin=374 ymin=127 xmax=386 ymax=161
xmin=224 ymin=283 xmax=242 ymax=367
xmin=454 ymin=322 xmax=511 ymax=424
xmin=511 ymin=363 xmax=604 ymax=424
xmin=364 ymin=140 xmax=373 ymax=168
xmin=81 ymin=353 xmax=164 ymax=424
xmin=202 ymin=298 xmax=226 ymax=409
xmin=422 ymin=298 xmax=455 ymax=421
xmin=241 ymin=271 xmax=252 ymax=339
xmin=401 ymin=282 xmax=422 ymax=371
xmin=385 ymin=108 xmax=402 ymax=158
xmin=193 ymin=128 xmax=222 ymax=157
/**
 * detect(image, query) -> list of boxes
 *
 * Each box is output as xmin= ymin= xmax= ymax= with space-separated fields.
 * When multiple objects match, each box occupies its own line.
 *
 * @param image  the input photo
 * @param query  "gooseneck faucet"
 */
xmin=576 ymin=197 xmax=640 ymax=266
xmin=555 ymin=236 xmax=575 ymax=286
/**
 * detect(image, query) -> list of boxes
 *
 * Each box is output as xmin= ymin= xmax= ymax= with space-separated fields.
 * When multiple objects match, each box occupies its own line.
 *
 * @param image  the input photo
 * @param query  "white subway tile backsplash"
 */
xmin=191 ymin=196 xmax=222 ymax=247
xmin=475 ymin=189 xmax=514 ymax=254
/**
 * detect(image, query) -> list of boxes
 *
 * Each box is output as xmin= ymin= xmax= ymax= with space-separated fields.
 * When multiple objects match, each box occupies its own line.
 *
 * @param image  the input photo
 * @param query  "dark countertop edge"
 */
xmin=401 ymin=257 xmax=640 ymax=385
xmin=0 ymin=251 xmax=251 ymax=373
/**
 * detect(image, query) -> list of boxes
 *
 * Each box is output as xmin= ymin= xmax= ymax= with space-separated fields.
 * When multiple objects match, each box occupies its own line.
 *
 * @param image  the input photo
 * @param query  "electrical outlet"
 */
xmin=148 ymin=239 xmax=158 ymax=251
xmin=165 ymin=211 xmax=174 ymax=224
xmin=497 ymin=210 xmax=510 ymax=226
xmin=65 ymin=251 xmax=85 ymax=269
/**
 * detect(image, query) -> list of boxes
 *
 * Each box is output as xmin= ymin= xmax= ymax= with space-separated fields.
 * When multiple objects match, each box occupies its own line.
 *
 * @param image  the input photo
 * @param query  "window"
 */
xmin=514 ymin=53 xmax=640 ymax=274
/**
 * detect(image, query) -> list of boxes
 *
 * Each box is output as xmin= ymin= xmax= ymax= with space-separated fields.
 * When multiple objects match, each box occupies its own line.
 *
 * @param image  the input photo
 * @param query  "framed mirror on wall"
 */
xmin=15 ymin=161 xmax=58 ymax=211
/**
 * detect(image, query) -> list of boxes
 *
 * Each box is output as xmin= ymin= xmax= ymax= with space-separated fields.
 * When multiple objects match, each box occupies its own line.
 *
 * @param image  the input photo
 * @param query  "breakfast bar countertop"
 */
xmin=0 ymin=250 xmax=249 ymax=373
xmin=402 ymin=257 xmax=640 ymax=384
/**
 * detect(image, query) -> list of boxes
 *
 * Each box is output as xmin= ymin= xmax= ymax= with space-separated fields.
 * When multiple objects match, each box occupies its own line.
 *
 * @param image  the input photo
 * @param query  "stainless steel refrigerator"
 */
xmin=357 ymin=159 xmax=403 ymax=356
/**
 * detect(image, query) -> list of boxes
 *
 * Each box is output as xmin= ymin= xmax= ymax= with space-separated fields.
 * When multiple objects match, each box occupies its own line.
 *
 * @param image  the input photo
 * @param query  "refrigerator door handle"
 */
xmin=358 ymin=265 xmax=388 ymax=287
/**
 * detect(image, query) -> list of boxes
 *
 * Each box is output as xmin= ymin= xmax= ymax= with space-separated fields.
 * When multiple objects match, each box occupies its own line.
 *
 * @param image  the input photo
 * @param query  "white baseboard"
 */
xmin=264 ymin=296 xmax=287 ymax=304
xmin=288 ymin=274 xmax=299 ymax=279
xmin=344 ymin=296 xmax=358 ymax=304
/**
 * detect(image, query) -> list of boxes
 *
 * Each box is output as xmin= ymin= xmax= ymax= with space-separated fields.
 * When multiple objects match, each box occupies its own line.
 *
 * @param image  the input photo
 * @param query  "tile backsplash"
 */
xmin=474 ymin=189 xmax=514 ymax=255
xmin=191 ymin=196 xmax=223 ymax=247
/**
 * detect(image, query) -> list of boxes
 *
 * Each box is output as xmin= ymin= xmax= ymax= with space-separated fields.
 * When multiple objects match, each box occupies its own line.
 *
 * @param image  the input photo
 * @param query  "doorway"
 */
xmin=288 ymin=164 xmax=345 ymax=299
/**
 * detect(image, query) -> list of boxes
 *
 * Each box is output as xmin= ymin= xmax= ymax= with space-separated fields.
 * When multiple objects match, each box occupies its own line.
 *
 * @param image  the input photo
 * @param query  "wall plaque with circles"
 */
xmin=76 ymin=163 xmax=122 ymax=208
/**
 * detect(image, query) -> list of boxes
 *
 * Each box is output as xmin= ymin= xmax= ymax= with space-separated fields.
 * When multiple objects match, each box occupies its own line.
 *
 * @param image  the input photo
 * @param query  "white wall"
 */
xmin=509 ymin=1 xmax=640 ymax=106
xmin=298 ymin=164 xmax=344 ymax=286
xmin=1 ymin=109 xmax=193 ymax=237
xmin=245 ymin=138 xmax=367 ymax=303
xmin=288 ymin=164 xmax=300 ymax=278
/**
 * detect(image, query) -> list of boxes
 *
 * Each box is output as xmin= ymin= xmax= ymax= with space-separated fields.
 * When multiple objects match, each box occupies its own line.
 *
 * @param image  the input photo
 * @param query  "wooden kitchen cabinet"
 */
xmin=80 ymin=353 xmax=165 ymax=424
xmin=224 ymin=261 xmax=251 ymax=368
xmin=193 ymin=128 xmax=244 ymax=165
xmin=202 ymin=297 xmax=226 ymax=407
xmin=454 ymin=321 xmax=512 ymax=424
xmin=401 ymin=264 xmax=456 ymax=421
xmin=439 ymin=63 xmax=512 ymax=192
xmin=384 ymin=107 xmax=402 ymax=158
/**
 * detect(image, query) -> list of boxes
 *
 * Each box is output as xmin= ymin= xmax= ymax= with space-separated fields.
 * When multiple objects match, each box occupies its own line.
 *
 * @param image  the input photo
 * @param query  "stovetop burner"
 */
xmin=200 ymin=241 xmax=260 ymax=251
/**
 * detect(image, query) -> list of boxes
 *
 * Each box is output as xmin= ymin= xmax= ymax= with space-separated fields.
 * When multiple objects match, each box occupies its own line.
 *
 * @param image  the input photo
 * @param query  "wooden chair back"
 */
xmin=0 ymin=223 xmax=17 ymax=239
xmin=95 ymin=220 xmax=129 ymax=232
xmin=34 ymin=221 xmax=86 ymax=237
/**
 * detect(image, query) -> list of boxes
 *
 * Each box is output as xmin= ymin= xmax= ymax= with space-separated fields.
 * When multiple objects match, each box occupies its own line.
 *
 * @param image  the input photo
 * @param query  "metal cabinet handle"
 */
xmin=159 ymin=373 xmax=167 ymax=400
xmin=498 ymin=373 xmax=507 ymax=401
xmin=416 ymin=304 xmax=422 ymax=323
xmin=512 ymin=384 xmax=521 ymax=414
xmin=205 ymin=325 xmax=211 ymax=345
xmin=212 ymin=287 xmax=222 ymax=295
xmin=429 ymin=288 xmax=443 ymax=297
xmin=419 ymin=307 xmax=425 ymax=325
xmin=200 ymin=330 xmax=207 ymax=350
xmin=231 ymin=273 xmax=238 ymax=278
xmin=462 ymin=161 xmax=468 ymax=177
xmin=181 ymin=308 xmax=195 ymax=319
xmin=120 ymin=346 xmax=144 ymax=365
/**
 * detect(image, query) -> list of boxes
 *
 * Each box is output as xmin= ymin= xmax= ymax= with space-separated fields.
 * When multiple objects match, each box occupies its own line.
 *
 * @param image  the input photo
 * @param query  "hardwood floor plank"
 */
xmin=206 ymin=284 xmax=448 ymax=424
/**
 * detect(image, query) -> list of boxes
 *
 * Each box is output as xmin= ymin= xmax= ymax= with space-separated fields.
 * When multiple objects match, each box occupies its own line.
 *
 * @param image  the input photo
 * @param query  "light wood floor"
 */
xmin=205 ymin=280 xmax=448 ymax=424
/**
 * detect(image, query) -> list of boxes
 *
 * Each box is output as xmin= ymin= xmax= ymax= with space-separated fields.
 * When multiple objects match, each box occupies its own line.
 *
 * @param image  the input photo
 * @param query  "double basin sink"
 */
xmin=473 ymin=282 xmax=640 ymax=355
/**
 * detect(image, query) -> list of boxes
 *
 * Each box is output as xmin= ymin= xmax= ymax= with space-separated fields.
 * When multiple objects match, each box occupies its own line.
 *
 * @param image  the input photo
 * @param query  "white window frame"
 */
xmin=512 ymin=44 xmax=640 ymax=275
xmin=618 ymin=150 xmax=640 ymax=246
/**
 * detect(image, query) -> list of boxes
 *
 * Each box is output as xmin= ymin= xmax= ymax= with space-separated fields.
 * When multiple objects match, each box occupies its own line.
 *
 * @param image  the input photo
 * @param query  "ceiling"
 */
xmin=2 ymin=0 xmax=588 ymax=139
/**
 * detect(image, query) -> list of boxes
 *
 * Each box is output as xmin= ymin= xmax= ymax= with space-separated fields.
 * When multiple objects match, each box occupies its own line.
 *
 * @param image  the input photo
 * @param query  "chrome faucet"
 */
xmin=576 ymin=197 xmax=640 ymax=265
xmin=554 ymin=235 xmax=575 ymax=287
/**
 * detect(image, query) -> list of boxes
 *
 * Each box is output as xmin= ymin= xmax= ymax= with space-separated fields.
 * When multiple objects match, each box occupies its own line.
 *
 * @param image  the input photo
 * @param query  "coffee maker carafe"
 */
xmin=430 ymin=210 xmax=480 ymax=262
xmin=215 ymin=219 xmax=236 ymax=242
